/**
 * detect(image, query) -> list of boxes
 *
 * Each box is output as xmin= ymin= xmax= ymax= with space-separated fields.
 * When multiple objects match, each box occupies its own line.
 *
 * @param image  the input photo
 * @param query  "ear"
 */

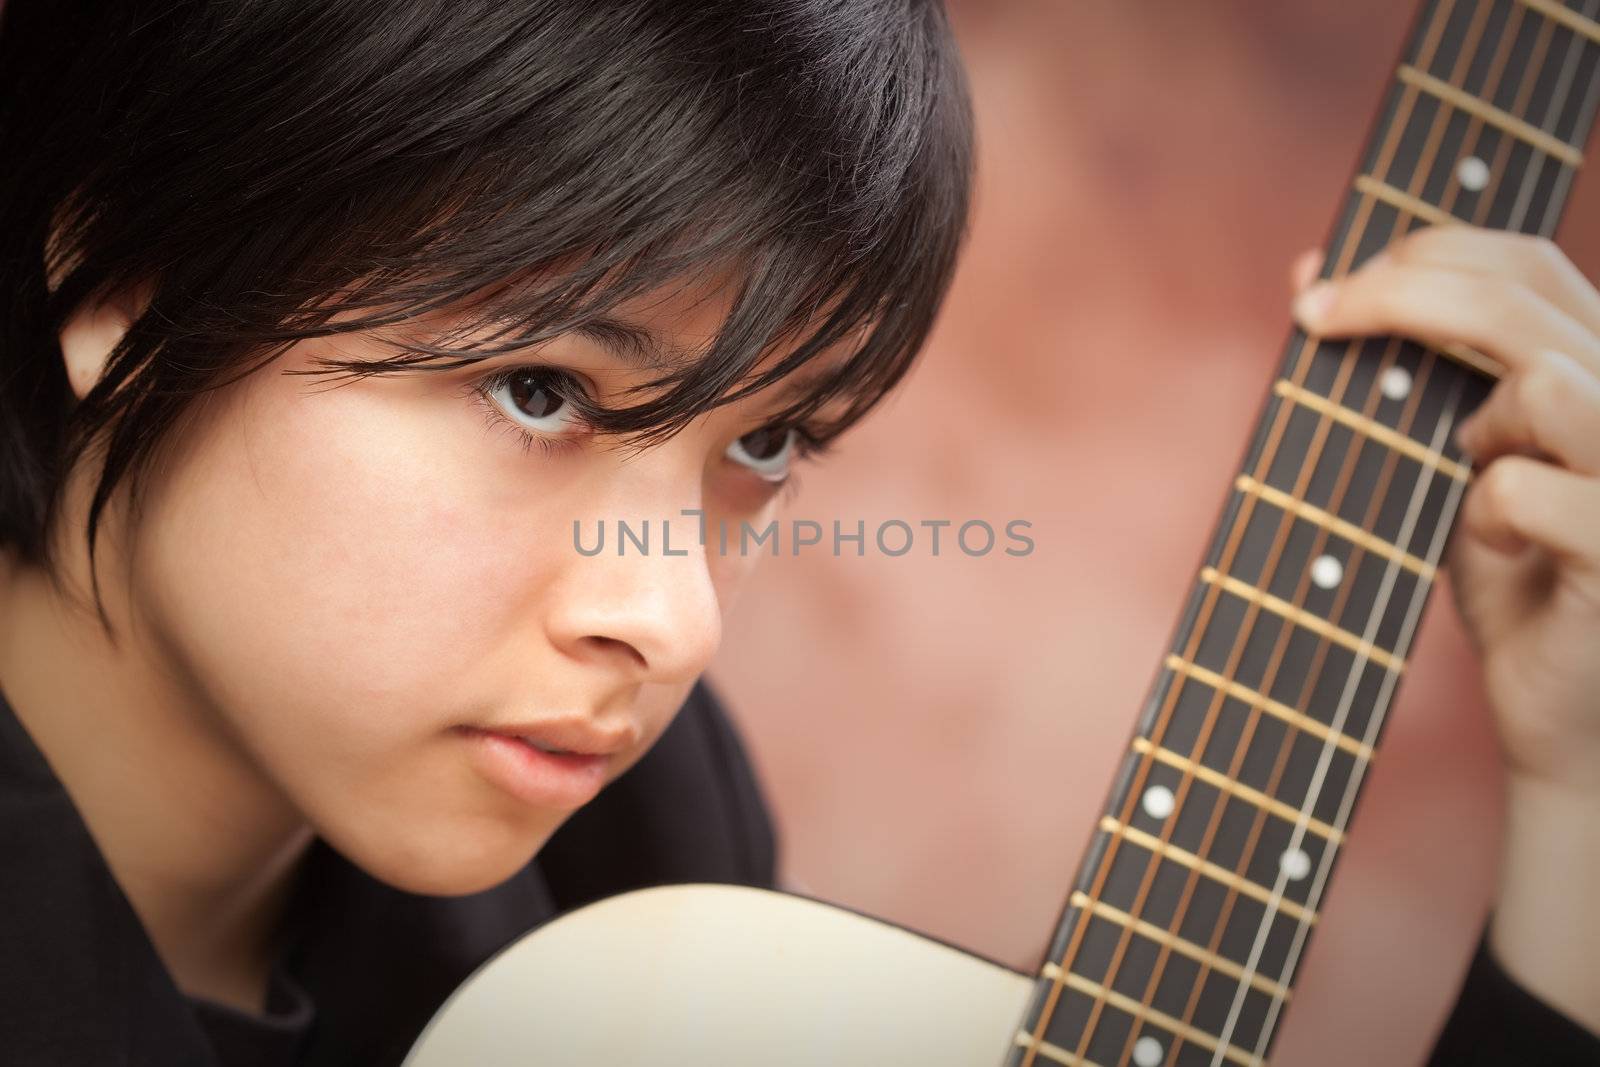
xmin=57 ymin=292 xmax=139 ymax=400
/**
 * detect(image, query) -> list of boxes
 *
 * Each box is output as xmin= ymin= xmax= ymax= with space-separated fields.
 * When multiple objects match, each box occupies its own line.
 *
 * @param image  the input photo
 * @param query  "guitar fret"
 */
xmin=1353 ymin=172 xmax=1458 ymax=225
xmin=1165 ymin=655 xmax=1374 ymax=760
xmin=1439 ymin=0 xmax=1501 ymax=89
xmin=1098 ymin=817 xmax=1318 ymax=927
xmin=1263 ymin=348 xmax=1483 ymax=564
xmin=1198 ymin=567 xmax=1405 ymax=674
xmin=1065 ymin=891 xmax=1294 ymax=1001
xmin=1132 ymin=737 xmax=1345 ymax=844
xmin=1519 ymin=0 xmax=1600 ymax=46
xmin=1121 ymin=755 xmax=1336 ymax=912
xmin=1013 ymin=1030 xmax=1104 ymax=1067
xmin=1218 ymin=486 xmax=1433 ymax=665
xmin=1397 ymin=62 xmax=1586 ymax=164
xmin=1036 ymin=963 xmax=1267 ymax=1067
xmin=1157 ymin=660 xmax=1368 ymax=827
xmin=1272 ymin=378 xmax=1471 ymax=481
xmin=1440 ymin=340 xmax=1507 ymax=378
xmin=1089 ymin=825 xmax=1313 ymax=978
xmin=1234 ymin=475 xmax=1437 ymax=581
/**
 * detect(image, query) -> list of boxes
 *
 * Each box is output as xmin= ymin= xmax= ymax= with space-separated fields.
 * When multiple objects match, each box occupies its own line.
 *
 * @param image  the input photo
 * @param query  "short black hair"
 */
xmin=0 ymin=0 xmax=974 ymax=573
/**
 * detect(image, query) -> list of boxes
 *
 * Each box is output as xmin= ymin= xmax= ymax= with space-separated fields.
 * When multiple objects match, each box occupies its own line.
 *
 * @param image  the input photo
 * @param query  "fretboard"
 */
xmin=1009 ymin=2 xmax=1600 ymax=1066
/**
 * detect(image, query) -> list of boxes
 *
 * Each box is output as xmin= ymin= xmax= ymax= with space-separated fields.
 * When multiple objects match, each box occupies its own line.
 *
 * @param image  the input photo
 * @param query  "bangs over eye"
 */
xmin=0 ymin=0 xmax=974 ymax=586
xmin=275 ymin=0 xmax=976 ymax=452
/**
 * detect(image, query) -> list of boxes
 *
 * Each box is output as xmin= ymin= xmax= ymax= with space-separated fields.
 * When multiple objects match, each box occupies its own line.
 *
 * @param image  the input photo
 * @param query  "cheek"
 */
xmin=704 ymin=498 xmax=777 ymax=615
xmin=119 ymin=359 xmax=761 ymax=894
xmin=136 ymin=363 xmax=547 ymax=755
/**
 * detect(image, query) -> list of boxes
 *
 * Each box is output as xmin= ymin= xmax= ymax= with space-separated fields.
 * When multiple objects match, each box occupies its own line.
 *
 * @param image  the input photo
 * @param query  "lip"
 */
xmin=456 ymin=725 xmax=617 ymax=809
xmin=476 ymin=717 xmax=637 ymax=758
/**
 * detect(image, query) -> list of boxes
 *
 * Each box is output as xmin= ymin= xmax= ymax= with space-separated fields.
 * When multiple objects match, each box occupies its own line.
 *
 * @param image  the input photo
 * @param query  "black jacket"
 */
xmin=0 ymin=682 xmax=1593 ymax=1065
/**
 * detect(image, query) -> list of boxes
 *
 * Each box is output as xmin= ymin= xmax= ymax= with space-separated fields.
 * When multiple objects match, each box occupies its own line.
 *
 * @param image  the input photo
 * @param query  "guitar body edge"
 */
xmin=402 ymin=883 xmax=1033 ymax=1067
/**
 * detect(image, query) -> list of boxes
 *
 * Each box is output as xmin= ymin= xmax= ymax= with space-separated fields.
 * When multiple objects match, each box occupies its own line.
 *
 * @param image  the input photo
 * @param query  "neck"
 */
xmin=1011 ymin=0 xmax=1600 ymax=1063
xmin=0 ymin=550 xmax=313 ymax=1013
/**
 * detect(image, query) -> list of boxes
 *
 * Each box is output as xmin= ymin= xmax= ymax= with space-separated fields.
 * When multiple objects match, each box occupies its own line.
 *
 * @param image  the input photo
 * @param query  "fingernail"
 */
xmin=1293 ymin=282 xmax=1336 ymax=325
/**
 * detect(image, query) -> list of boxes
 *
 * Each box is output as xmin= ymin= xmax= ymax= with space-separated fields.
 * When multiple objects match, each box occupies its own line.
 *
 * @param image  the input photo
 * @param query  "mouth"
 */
xmin=519 ymin=736 xmax=579 ymax=756
xmin=454 ymin=723 xmax=625 ymax=810
xmin=474 ymin=716 xmax=637 ymax=758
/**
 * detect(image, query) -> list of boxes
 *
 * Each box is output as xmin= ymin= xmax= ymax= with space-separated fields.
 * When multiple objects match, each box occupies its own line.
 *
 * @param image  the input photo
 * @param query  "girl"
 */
xmin=0 ymin=1 xmax=1595 ymax=1064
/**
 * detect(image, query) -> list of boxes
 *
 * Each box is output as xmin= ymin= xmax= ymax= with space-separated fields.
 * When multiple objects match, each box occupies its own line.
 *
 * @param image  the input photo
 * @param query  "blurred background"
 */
xmin=709 ymin=3 xmax=1600 ymax=1065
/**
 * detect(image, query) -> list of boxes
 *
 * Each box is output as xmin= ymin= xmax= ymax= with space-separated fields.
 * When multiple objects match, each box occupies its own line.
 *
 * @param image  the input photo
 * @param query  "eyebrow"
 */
xmin=571 ymin=314 xmax=841 ymax=405
xmin=572 ymin=316 xmax=698 ymax=372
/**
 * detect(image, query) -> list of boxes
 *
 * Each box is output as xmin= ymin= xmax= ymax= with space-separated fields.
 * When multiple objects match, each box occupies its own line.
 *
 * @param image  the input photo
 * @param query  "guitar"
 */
xmin=402 ymin=3 xmax=1600 ymax=1065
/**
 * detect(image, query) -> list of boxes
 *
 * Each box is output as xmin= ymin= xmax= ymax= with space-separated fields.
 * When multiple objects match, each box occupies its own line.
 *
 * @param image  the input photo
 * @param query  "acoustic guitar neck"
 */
xmin=1010 ymin=3 xmax=1600 ymax=1065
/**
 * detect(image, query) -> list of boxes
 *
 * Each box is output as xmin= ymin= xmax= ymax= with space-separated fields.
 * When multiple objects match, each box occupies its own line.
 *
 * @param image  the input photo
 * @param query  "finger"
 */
xmin=1457 ymin=350 xmax=1600 ymax=476
xmin=1292 ymin=261 xmax=1600 ymax=379
xmin=1290 ymin=248 xmax=1324 ymax=293
xmin=1458 ymin=455 xmax=1600 ymax=567
xmin=1386 ymin=226 xmax=1600 ymax=338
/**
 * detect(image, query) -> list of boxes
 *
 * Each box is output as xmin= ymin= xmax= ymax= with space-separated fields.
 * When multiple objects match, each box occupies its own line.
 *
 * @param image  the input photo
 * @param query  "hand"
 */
xmin=1288 ymin=225 xmax=1600 ymax=1035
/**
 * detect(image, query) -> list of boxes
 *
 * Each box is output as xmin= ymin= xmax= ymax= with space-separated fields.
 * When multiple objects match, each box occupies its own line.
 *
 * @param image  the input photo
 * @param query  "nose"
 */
xmin=543 ymin=476 xmax=723 ymax=687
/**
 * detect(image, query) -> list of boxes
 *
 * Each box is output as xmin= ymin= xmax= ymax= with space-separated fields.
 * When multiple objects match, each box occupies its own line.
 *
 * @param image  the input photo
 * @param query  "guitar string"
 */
xmin=1024 ymin=2 xmax=1466 ymax=1058
xmin=1455 ymin=7 xmax=1568 ymax=243
xmin=1021 ymin=4 xmax=1466 ymax=1062
xmin=1125 ymin=3 xmax=1515 ymax=1060
xmin=1215 ymin=10 xmax=1587 ymax=1061
xmin=1241 ymin=8 xmax=1600 ymax=1062
xmin=1075 ymin=4 xmax=1574 ymax=1062
xmin=1176 ymin=5 xmax=1600 ymax=1055
xmin=1193 ymin=8 xmax=1596 ymax=1062
xmin=1024 ymin=0 xmax=1587 ymax=1055
xmin=1191 ymin=6 xmax=1567 ymax=1062
xmin=1114 ymin=5 xmax=1514 ymax=1062
xmin=1113 ymin=6 xmax=1600 ymax=1062
xmin=1540 ymin=2 xmax=1600 ymax=236
xmin=1154 ymin=341 xmax=1440 ymax=1067
xmin=1238 ymin=4 xmax=1598 ymax=1048
xmin=1509 ymin=2 xmax=1598 ymax=231
xmin=1030 ymin=2 xmax=1593 ymax=1062
xmin=1128 ymin=5 xmax=1525 ymax=1062
xmin=1450 ymin=5 xmax=1572 ymax=244
xmin=1230 ymin=378 xmax=1471 ymax=1067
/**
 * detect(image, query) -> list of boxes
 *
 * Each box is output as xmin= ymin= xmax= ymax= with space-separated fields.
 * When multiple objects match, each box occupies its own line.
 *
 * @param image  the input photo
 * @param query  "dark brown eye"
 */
xmin=487 ymin=368 xmax=582 ymax=432
xmin=507 ymin=369 xmax=568 ymax=420
xmin=726 ymin=426 xmax=797 ymax=482
xmin=739 ymin=427 xmax=789 ymax=460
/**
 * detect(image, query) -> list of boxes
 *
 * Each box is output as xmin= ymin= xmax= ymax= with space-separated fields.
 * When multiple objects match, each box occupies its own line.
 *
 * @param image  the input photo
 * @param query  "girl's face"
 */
xmin=103 ymin=278 xmax=814 ymax=894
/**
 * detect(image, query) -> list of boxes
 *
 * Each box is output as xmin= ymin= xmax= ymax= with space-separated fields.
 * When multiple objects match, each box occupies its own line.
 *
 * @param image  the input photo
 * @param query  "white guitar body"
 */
xmin=402 ymin=883 xmax=1033 ymax=1067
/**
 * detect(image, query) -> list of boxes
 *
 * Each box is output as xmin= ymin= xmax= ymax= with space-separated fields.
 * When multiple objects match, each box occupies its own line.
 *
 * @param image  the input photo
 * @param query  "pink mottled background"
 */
xmin=710 ymin=4 xmax=1600 ymax=1065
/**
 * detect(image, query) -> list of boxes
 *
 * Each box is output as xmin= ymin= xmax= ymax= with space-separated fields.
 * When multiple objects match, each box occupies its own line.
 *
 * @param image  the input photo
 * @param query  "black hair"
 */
xmin=0 ymin=0 xmax=974 ymax=576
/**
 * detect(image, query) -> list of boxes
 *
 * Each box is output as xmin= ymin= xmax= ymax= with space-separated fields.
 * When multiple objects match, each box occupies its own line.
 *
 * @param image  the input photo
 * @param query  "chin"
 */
xmin=331 ymin=818 xmax=558 ymax=898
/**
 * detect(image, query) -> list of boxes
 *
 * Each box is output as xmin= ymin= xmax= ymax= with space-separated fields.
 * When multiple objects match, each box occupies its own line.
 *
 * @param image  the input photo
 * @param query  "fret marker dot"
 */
xmin=1281 ymin=847 xmax=1312 ymax=881
xmin=1457 ymin=155 xmax=1491 ymax=192
xmin=1310 ymin=554 xmax=1343 ymax=590
xmin=1379 ymin=365 xmax=1412 ymax=401
xmin=1141 ymin=785 xmax=1176 ymax=821
xmin=1133 ymin=1036 xmax=1165 ymax=1067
